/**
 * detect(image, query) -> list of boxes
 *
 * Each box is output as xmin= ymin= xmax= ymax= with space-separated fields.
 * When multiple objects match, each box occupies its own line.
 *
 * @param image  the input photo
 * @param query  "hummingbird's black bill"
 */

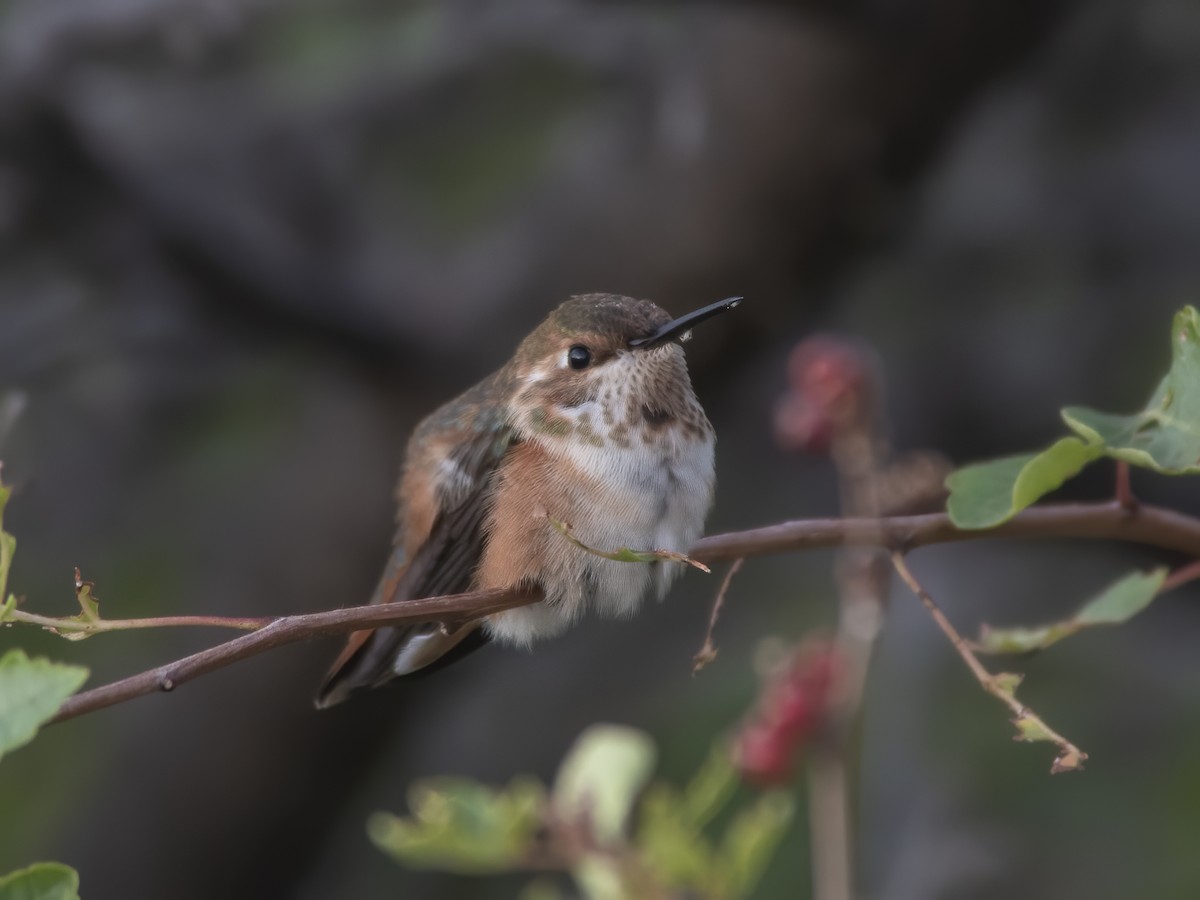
xmin=628 ymin=296 xmax=743 ymax=350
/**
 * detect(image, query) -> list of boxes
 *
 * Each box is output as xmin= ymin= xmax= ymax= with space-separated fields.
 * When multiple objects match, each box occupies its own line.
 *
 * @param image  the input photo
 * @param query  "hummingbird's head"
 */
xmin=509 ymin=293 xmax=740 ymax=446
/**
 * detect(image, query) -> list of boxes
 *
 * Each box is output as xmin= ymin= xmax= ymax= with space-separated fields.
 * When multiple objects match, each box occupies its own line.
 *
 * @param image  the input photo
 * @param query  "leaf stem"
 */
xmin=1115 ymin=461 xmax=1137 ymax=510
xmin=545 ymin=514 xmax=710 ymax=573
xmin=1162 ymin=559 xmax=1200 ymax=594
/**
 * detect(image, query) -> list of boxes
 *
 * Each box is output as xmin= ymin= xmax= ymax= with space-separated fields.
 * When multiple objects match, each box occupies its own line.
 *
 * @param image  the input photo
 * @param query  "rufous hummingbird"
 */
xmin=315 ymin=293 xmax=740 ymax=708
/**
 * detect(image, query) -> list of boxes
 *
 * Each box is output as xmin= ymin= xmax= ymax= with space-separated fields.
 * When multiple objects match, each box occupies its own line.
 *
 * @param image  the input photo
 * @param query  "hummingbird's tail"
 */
xmin=313 ymin=620 xmax=488 ymax=708
xmin=313 ymin=546 xmax=491 ymax=708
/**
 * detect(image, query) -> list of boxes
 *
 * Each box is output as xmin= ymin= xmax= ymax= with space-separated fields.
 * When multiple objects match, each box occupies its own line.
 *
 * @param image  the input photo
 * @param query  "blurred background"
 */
xmin=2 ymin=0 xmax=1199 ymax=897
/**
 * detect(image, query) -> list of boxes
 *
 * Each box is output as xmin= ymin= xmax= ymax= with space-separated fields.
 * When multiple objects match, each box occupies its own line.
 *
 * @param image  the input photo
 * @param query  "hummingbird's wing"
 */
xmin=314 ymin=405 xmax=517 ymax=708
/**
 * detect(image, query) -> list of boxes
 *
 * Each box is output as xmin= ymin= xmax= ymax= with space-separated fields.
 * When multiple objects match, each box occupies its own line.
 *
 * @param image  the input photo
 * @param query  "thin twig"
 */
xmin=890 ymin=552 xmax=1088 ymax=774
xmin=1115 ymin=461 xmax=1137 ymax=511
xmin=545 ymin=513 xmax=710 ymax=573
xmin=33 ymin=499 xmax=1200 ymax=726
xmin=1163 ymin=559 xmax=1200 ymax=594
xmin=692 ymin=557 xmax=744 ymax=674
xmin=6 ymin=608 xmax=270 ymax=635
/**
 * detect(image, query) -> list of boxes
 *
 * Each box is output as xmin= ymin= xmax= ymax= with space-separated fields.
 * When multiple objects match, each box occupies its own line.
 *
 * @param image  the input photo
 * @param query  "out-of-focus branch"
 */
xmin=39 ymin=499 xmax=1200 ymax=725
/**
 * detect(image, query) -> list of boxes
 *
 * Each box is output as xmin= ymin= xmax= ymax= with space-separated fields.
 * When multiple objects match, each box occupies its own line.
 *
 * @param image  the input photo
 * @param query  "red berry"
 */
xmin=764 ymin=679 xmax=816 ymax=737
xmin=733 ymin=725 xmax=796 ymax=786
xmin=773 ymin=396 xmax=833 ymax=454
xmin=777 ymin=336 xmax=875 ymax=450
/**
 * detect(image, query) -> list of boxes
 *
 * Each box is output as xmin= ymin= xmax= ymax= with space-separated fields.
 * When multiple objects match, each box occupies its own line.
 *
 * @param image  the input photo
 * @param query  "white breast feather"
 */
xmin=486 ymin=372 xmax=715 ymax=646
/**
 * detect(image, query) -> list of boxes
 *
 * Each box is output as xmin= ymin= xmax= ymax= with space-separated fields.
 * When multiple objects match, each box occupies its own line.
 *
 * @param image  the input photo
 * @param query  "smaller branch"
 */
xmin=1115 ymin=461 xmax=1137 ymax=511
xmin=692 ymin=557 xmax=743 ymax=674
xmin=6 ymin=608 xmax=270 ymax=636
xmin=891 ymin=552 xmax=1087 ymax=774
xmin=1163 ymin=559 xmax=1200 ymax=594
xmin=545 ymin=512 xmax=710 ymax=573
xmin=890 ymin=553 xmax=993 ymax=685
xmin=52 ymin=586 xmax=541 ymax=724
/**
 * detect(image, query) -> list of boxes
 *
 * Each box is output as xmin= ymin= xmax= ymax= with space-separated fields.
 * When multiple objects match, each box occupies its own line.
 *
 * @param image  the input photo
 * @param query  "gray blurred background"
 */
xmin=2 ymin=0 xmax=1199 ymax=897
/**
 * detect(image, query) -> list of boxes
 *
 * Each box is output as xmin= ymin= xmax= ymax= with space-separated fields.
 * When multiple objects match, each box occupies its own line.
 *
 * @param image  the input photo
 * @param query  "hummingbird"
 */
xmin=315 ymin=293 xmax=740 ymax=708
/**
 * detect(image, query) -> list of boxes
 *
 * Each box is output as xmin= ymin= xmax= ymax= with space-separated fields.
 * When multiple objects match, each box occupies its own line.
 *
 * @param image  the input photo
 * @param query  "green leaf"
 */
xmin=679 ymin=749 xmax=737 ymax=830
xmin=53 ymin=572 xmax=103 ymax=642
xmin=946 ymin=437 xmax=1102 ymax=528
xmin=975 ymin=568 xmax=1168 ymax=654
xmin=1075 ymin=568 xmax=1167 ymax=624
xmin=716 ymin=792 xmax=793 ymax=896
xmin=1062 ymin=306 xmax=1200 ymax=474
xmin=369 ymin=777 xmax=545 ymax=873
xmin=554 ymin=724 xmax=656 ymax=844
xmin=990 ymin=672 xmax=1024 ymax=697
xmin=0 ymin=475 xmax=14 ymax=607
xmin=638 ymin=785 xmax=717 ymax=890
xmin=0 ymin=650 xmax=89 ymax=762
xmin=0 ymin=862 xmax=80 ymax=900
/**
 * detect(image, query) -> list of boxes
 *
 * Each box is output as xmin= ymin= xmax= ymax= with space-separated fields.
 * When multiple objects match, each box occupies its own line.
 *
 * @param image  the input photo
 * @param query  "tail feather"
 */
xmin=314 ymin=542 xmax=495 ymax=708
xmin=314 ymin=622 xmax=487 ymax=708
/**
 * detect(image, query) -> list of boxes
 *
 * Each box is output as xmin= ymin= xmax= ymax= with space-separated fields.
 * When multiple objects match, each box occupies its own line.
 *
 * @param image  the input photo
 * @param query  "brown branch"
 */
xmin=1115 ymin=461 xmax=1137 ymax=511
xmin=690 ymin=501 xmax=1200 ymax=561
xmin=52 ymin=587 xmax=541 ymax=724
xmin=48 ymin=500 xmax=1200 ymax=725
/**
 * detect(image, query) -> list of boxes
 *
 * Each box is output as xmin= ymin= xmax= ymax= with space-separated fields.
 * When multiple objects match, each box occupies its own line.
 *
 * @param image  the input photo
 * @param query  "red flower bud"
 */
xmin=775 ymin=336 xmax=876 ymax=454
xmin=733 ymin=724 xmax=797 ymax=786
xmin=732 ymin=639 xmax=844 ymax=787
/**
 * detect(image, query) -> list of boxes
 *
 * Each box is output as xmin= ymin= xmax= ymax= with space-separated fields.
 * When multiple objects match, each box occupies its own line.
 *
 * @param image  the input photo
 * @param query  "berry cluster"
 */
xmin=773 ymin=336 xmax=874 ymax=454
xmin=732 ymin=642 xmax=841 ymax=786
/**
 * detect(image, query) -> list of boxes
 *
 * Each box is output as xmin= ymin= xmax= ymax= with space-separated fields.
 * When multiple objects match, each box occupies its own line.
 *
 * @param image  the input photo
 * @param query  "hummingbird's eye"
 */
xmin=567 ymin=345 xmax=592 ymax=370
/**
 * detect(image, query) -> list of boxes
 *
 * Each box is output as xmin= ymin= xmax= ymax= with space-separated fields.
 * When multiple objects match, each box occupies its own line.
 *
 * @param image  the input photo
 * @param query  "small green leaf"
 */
xmin=1012 ymin=438 xmax=1103 ymax=510
xmin=369 ymin=777 xmax=545 ymax=873
xmin=716 ymin=792 xmax=793 ymax=896
xmin=554 ymin=724 xmax=656 ymax=844
xmin=989 ymin=675 xmax=1088 ymax=772
xmin=975 ymin=568 xmax=1167 ymax=654
xmin=1011 ymin=711 xmax=1054 ymax=743
xmin=0 ymin=862 xmax=80 ymax=900
xmin=53 ymin=571 xmax=103 ymax=642
xmin=946 ymin=437 xmax=1101 ymax=529
xmin=0 ymin=650 xmax=89 ymax=762
xmin=1061 ymin=306 xmax=1200 ymax=474
xmin=679 ymin=749 xmax=737 ymax=830
xmin=638 ymin=785 xmax=717 ymax=890
xmin=1075 ymin=568 xmax=1167 ymax=625
xmin=990 ymin=672 xmax=1024 ymax=697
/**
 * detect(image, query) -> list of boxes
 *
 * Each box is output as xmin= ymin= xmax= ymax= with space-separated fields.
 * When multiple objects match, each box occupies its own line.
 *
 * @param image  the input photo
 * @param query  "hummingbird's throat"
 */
xmin=515 ymin=349 xmax=711 ymax=450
